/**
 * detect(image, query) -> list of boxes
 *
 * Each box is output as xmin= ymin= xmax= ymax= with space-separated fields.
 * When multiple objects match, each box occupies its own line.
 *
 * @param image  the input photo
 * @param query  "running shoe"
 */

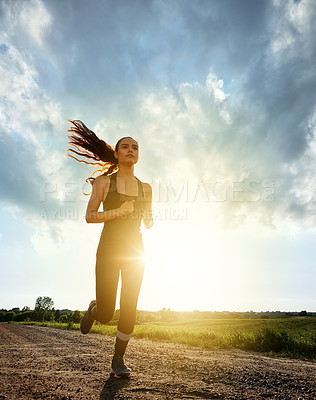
xmin=111 ymin=355 xmax=131 ymax=379
xmin=80 ymin=300 xmax=96 ymax=334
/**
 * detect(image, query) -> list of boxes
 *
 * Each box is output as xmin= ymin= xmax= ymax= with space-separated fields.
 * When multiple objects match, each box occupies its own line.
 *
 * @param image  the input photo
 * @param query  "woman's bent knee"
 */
xmin=96 ymin=310 xmax=115 ymax=325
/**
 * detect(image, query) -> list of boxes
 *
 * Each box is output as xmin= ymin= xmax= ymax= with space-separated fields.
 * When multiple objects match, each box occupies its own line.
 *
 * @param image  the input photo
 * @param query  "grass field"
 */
xmin=14 ymin=316 xmax=316 ymax=361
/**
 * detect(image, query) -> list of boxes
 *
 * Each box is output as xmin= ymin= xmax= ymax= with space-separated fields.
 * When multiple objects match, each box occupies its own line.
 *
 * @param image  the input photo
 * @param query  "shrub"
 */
xmin=59 ymin=314 xmax=69 ymax=323
xmin=67 ymin=321 xmax=74 ymax=329
xmin=13 ymin=311 xmax=33 ymax=322
xmin=2 ymin=312 xmax=15 ymax=322
xmin=70 ymin=310 xmax=83 ymax=323
xmin=252 ymin=328 xmax=291 ymax=352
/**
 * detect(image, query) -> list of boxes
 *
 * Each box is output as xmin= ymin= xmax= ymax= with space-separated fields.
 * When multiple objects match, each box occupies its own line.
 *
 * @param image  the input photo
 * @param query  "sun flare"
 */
xmin=140 ymin=219 xmax=241 ymax=311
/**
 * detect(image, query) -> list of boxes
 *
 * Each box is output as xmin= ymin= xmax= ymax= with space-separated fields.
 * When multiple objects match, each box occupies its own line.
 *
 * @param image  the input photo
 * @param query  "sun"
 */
xmin=140 ymin=219 xmax=237 ymax=311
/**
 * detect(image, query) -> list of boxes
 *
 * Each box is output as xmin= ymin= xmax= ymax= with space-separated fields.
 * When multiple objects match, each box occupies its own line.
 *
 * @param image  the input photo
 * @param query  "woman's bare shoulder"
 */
xmin=91 ymin=175 xmax=111 ymax=202
xmin=94 ymin=174 xmax=110 ymax=185
xmin=142 ymin=182 xmax=152 ymax=195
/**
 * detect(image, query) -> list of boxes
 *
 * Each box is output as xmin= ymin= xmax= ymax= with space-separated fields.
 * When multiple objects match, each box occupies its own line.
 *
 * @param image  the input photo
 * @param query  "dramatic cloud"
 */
xmin=1 ymin=0 xmax=316 ymax=235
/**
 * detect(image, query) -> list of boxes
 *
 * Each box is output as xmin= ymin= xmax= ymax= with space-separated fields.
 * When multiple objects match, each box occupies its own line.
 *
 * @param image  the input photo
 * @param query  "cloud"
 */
xmin=119 ymin=55 xmax=316 ymax=229
xmin=0 ymin=0 xmax=51 ymax=46
xmin=0 ymin=39 xmax=65 ymax=208
xmin=7 ymin=0 xmax=273 ymax=121
xmin=0 ymin=1 xmax=82 ymax=248
xmin=1 ymin=0 xmax=316 ymax=239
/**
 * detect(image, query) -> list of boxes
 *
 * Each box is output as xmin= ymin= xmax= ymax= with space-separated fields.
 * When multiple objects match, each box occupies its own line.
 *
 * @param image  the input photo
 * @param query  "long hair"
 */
xmin=66 ymin=120 xmax=134 ymax=188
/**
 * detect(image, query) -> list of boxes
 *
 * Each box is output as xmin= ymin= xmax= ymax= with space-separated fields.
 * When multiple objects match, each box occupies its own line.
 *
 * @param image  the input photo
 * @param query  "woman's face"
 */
xmin=115 ymin=137 xmax=139 ymax=165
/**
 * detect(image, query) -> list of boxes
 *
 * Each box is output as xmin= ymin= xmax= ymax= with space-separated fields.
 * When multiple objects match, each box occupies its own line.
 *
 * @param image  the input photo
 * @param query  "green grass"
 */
xmin=11 ymin=316 xmax=316 ymax=361
xmin=134 ymin=318 xmax=316 ymax=360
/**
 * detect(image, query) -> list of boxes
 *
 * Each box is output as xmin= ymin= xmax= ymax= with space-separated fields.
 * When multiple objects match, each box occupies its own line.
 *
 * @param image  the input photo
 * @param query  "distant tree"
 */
xmin=45 ymin=310 xmax=55 ymax=321
xmin=34 ymin=296 xmax=54 ymax=321
xmin=160 ymin=307 xmax=175 ymax=322
xmin=35 ymin=296 xmax=54 ymax=311
xmin=2 ymin=312 xmax=15 ymax=322
xmin=59 ymin=314 xmax=69 ymax=323
xmin=10 ymin=307 xmax=20 ymax=314
xmin=145 ymin=313 xmax=156 ymax=322
xmin=22 ymin=306 xmax=30 ymax=312
xmin=54 ymin=309 xmax=61 ymax=321
xmin=299 ymin=310 xmax=308 ymax=317
xmin=70 ymin=310 xmax=83 ymax=323
xmin=13 ymin=310 xmax=33 ymax=322
xmin=138 ymin=311 xmax=158 ymax=323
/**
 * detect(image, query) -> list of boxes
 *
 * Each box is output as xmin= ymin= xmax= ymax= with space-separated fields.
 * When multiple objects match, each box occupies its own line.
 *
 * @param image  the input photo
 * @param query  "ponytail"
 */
xmin=66 ymin=120 xmax=118 ymax=186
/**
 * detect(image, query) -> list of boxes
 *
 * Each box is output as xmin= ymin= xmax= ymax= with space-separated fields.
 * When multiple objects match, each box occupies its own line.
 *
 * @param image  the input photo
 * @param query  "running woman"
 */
xmin=66 ymin=120 xmax=153 ymax=378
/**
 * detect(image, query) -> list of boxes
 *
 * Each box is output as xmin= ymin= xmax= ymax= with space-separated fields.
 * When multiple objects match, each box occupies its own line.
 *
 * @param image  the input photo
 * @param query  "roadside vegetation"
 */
xmin=1 ymin=299 xmax=315 ymax=361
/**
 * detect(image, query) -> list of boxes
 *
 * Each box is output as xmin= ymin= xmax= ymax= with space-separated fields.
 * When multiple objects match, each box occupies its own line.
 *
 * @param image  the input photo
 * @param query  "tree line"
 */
xmin=0 ymin=296 xmax=83 ymax=324
xmin=1 ymin=297 xmax=314 ymax=324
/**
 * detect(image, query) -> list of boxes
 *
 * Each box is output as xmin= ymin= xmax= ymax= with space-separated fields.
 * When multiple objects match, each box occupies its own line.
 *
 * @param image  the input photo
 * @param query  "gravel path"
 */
xmin=0 ymin=324 xmax=315 ymax=399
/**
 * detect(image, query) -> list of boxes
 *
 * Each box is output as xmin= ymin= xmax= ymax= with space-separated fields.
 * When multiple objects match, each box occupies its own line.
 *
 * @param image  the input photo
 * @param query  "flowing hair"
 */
xmin=66 ymin=120 xmax=134 ymax=190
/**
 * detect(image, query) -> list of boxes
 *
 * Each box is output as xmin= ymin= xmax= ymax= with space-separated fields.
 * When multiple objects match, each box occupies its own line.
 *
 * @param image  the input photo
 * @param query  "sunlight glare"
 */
xmin=141 ymin=220 xmax=241 ymax=311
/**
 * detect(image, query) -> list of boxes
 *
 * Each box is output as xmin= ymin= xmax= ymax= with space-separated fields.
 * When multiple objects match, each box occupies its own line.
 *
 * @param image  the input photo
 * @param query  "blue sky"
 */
xmin=0 ymin=0 xmax=315 ymax=312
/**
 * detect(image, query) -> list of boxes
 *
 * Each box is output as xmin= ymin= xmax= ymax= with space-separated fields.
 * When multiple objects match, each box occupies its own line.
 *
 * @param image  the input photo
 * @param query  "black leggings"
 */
xmin=95 ymin=239 xmax=145 ymax=335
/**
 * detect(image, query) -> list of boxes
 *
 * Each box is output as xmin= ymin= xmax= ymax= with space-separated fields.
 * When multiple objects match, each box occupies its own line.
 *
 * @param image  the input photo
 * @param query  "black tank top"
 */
xmin=100 ymin=172 xmax=146 ymax=246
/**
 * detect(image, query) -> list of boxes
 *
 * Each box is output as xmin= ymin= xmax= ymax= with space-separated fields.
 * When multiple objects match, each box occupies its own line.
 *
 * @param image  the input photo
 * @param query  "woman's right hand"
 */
xmin=118 ymin=200 xmax=135 ymax=216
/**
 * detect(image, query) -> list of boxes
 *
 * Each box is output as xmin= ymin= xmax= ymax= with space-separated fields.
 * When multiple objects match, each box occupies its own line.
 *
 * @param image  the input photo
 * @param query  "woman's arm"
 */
xmin=85 ymin=176 xmax=134 ymax=223
xmin=142 ymin=182 xmax=154 ymax=229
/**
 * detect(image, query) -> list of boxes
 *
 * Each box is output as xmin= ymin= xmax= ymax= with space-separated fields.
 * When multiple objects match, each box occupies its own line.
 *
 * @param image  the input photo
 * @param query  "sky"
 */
xmin=0 ymin=0 xmax=315 ymax=313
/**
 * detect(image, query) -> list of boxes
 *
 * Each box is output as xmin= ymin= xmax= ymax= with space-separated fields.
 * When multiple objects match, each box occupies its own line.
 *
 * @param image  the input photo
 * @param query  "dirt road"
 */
xmin=0 ymin=324 xmax=315 ymax=399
